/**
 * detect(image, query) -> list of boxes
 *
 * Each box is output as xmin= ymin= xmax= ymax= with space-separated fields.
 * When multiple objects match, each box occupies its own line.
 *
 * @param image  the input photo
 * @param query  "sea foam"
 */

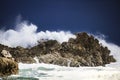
xmin=1 ymin=20 xmax=120 ymax=80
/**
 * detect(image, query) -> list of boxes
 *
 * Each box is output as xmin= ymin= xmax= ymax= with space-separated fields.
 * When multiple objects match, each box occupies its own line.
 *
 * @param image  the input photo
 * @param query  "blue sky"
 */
xmin=0 ymin=0 xmax=120 ymax=45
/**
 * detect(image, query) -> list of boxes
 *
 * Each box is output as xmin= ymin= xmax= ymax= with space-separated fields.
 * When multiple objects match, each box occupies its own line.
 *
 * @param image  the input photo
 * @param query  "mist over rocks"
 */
xmin=0 ymin=32 xmax=116 ymax=67
xmin=0 ymin=21 xmax=76 ymax=48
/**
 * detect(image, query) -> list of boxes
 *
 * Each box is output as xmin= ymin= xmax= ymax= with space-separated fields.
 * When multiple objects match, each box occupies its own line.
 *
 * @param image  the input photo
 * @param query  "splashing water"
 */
xmin=3 ymin=32 xmax=120 ymax=80
xmin=0 ymin=21 xmax=76 ymax=48
xmin=0 ymin=21 xmax=120 ymax=80
xmin=5 ymin=63 xmax=120 ymax=80
xmin=34 ymin=57 xmax=39 ymax=64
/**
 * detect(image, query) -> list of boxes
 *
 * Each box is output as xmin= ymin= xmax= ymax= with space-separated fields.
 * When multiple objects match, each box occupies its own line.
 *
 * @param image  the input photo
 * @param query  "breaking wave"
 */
xmin=0 ymin=21 xmax=76 ymax=48
xmin=0 ymin=20 xmax=120 ymax=80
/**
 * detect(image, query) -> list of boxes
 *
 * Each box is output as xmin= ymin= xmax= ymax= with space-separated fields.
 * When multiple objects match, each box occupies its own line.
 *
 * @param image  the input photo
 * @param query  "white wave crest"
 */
xmin=95 ymin=35 xmax=120 ymax=67
xmin=0 ymin=21 xmax=76 ymax=48
xmin=0 ymin=19 xmax=120 ymax=80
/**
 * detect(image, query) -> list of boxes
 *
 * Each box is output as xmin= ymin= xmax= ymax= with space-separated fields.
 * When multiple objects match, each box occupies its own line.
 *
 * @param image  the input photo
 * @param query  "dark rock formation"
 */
xmin=0 ymin=50 xmax=18 ymax=77
xmin=0 ymin=32 xmax=116 ymax=67
xmin=0 ymin=58 xmax=18 ymax=77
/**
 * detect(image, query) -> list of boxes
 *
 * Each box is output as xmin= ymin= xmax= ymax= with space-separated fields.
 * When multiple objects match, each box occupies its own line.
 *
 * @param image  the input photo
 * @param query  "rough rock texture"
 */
xmin=0 ymin=58 xmax=18 ymax=77
xmin=0 ymin=32 xmax=116 ymax=67
xmin=0 ymin=50 xmax=18 ymax=77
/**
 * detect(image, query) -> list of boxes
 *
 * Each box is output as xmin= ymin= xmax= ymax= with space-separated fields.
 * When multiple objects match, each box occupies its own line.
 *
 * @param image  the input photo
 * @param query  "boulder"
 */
xmin=1 ymin=50 xmax=14 ymax=60
xmin=0 ymin=57 xmax=18 ymax=77
xmin=0 ymin=50 xmax=18 ymax=77
xmin=1 ymin=50 xmax=12 ymax=58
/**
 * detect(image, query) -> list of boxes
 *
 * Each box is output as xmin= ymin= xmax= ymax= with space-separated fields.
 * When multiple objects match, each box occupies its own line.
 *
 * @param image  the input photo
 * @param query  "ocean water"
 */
xmin=1 ymin=37 xmax=120 ymax=80
xmin=4 ymin=63 xmax=119 ymax=80
xmin=0 ymin=20 xmax=120 ymax=80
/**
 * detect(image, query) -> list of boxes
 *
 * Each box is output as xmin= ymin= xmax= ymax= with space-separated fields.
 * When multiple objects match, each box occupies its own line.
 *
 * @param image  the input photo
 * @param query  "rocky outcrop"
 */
xmin=37 ymin=32 xmax=116 ymax=66
xmin=0 ymin=58 xmax=18 ymax=77
xmin=0 ymin=50 xmax=18 ymax=77
xmin=0 ymin=32 xmax=116 ymax=67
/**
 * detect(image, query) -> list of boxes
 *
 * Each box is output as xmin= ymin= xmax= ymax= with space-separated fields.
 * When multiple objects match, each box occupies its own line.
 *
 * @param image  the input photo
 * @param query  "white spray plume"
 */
xmin=0 ymin=20 xmax=120 ymax=68
xmin=0 ymin=21 xmax=76 ymax=48
xmin=94 ymin=34 xmax=120 ymax=67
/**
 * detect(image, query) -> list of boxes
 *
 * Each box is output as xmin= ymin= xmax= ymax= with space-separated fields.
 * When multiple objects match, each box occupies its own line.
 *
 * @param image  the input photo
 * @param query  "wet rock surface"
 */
xmin=0 ymin=32 xmax=116 ymax=67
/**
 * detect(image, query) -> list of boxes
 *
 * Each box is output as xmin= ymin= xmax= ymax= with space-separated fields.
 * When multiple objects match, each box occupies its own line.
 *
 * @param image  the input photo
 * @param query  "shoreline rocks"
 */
xmin=0 ymin=50 xmax=18 ymax=77
xmin=0 ymin=32 xmax=116 ymax=67
xmin=0 ymin=57 xmax=18 ymax=77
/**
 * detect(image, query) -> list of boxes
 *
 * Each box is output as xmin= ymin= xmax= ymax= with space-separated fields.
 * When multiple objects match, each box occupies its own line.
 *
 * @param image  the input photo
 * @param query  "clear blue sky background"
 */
xmin=0 ymin=0 xmax=120 ymax=45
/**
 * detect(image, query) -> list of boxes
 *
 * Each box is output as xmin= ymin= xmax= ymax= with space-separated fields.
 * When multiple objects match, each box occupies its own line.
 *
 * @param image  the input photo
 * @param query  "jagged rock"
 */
xmin=0 ymin=50 xmax=18 ymax=77
xmin=0 ymin=58 xmax=18 ymax=77
xmin=0 ymin=32 xmax=116 ymax=67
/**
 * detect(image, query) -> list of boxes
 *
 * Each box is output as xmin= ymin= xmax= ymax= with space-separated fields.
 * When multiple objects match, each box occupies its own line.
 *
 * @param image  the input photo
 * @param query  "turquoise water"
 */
xmin=1 ymin=63 xmax=120 ymax=80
